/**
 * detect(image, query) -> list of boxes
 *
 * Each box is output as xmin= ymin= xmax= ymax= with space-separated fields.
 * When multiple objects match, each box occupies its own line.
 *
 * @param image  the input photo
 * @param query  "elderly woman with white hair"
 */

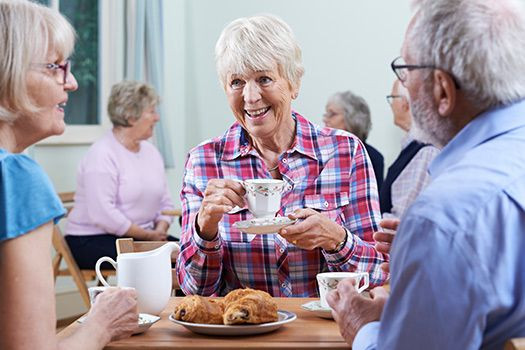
xmin=324 ymin=91 xmax=385 ymax=191
xmin=0 ymin=1 xmax=138 ymax=348
xmin=65 ymin=80 xmax=176 ymax=269
xmin=177 ymin=14 xmax=388 ymax=297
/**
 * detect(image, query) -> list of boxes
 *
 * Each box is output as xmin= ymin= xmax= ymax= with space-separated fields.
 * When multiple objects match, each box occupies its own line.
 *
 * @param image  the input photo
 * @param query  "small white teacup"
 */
xmin=88 ymin=286 xmax=135 ymax=306
xmin=242 ymin=179 xmax=285 ymax=218
xmin=316 ymin=271 xmax=369 ymax=309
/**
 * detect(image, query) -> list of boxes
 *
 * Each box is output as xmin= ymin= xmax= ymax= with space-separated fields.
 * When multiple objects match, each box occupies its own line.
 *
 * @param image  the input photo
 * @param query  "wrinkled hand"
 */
xmin=146 ymin=229 xmax=168 ymax=241
xmin=197 ymin=179 xmax=245 ymax=239
xmin=327 ymin=279 xmax=389 ymax=345
xmin=279 ymin=208 xmax=346 ymax=251
xmin=373 ymin=218 xmax=400 ymax=273
xmin=86 ymin=287 xmax=139 ymax=342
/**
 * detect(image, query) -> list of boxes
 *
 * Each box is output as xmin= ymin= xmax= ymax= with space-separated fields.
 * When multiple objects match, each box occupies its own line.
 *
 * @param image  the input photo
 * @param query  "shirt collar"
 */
xmin=221 ymin=111 xmax=319 ymax=161
xmin=429 ymin=99 xmax=525 ymax=177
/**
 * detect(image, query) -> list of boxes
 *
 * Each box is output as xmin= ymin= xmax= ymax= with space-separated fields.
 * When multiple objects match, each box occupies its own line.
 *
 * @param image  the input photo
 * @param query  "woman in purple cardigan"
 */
xmin=65 ymin=81 xmax=176 ymax=269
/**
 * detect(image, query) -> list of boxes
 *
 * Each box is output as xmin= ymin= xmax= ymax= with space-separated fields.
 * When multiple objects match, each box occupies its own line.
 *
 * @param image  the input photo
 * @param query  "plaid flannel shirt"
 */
xmin=177 ymin=112 xmax=388 ymax=297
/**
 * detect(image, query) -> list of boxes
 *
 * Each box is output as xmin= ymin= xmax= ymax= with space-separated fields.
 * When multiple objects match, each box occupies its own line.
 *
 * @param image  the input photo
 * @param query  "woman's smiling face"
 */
xmin=225 ymin=66 xmax=296 ymax=140
xmin=22 ymin=51 xmax=78 ymax=140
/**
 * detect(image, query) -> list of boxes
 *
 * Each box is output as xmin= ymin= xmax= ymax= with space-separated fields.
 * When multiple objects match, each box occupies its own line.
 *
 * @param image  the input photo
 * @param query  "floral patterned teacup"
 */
xmin=242 ymin=179 xmax=285 ymax=218
xmin=316 ymin=271 xmax=369 ymax=309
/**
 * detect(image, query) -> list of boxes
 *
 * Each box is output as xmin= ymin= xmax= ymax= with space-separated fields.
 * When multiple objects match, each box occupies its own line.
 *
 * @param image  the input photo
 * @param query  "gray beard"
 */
xmin=409 ymin=89 xmax=454 ymax=149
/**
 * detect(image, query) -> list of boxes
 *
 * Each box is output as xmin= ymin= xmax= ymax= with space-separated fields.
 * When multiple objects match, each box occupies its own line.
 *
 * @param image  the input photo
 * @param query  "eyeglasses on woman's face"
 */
xmin=386 ymin=95 xmax=404 ymax=105
xmin=32 ymin=60 xmax=71 ymax=85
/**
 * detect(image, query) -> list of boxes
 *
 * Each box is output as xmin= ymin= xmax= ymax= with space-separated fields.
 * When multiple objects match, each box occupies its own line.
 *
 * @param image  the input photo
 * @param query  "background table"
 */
xmin=60 ymin=297 xmax=348 ymax=349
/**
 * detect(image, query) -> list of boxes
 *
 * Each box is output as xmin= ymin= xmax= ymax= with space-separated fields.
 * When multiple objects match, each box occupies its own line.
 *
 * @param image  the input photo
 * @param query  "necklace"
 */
xmin=267 ymin=164 xmax=279 ymax=172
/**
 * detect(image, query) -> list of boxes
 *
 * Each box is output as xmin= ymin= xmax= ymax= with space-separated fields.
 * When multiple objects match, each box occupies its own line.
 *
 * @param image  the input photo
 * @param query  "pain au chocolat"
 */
xmin=172 ymin=288 xmax=278 ymax=325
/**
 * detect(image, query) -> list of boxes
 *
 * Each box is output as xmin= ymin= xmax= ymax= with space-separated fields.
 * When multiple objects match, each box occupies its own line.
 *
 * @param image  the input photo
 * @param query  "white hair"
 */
xmin=0 ymin=0 xmax=75 ymax=122
xmin=327 ymin=91 xmax=372 ymax=141
xmin=408 ymin=0 xmax=525 ymax=109
xmin=215 ymin=14 xmax=304 ymax=90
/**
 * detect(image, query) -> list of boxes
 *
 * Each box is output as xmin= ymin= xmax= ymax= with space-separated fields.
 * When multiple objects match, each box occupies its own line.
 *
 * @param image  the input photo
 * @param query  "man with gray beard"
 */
xmin=326 ymin=0 xmax=525 ymax=349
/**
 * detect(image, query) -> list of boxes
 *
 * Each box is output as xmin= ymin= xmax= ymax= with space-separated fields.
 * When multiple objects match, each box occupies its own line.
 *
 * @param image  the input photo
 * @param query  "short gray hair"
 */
xmin=215 ymin=14 xmax=304 ymax=90
xmin=107 ymin=81 xmax=160 ymax=127
xmin=0 ymin=0 xmax=75 ymax=122
xmin=327 ymin=91 xmax=372 ymax=141
xmin=408 ymin=0 xmax=525 ymax=109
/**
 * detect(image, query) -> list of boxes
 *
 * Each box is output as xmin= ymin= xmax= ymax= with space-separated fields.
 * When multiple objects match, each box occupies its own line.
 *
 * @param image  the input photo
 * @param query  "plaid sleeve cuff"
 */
xmin=323 ymin=227 xmax=355 ymax=264
xmin=192 ymin=217 xmax=222 ymax=253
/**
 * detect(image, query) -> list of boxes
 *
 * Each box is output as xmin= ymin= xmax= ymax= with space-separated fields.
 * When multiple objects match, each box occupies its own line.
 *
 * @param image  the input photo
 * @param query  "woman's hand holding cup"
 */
xmin=197 ymin=179 xmax=245 ymax=240
xmin=85 ymin=287 xmax=139 ymax=342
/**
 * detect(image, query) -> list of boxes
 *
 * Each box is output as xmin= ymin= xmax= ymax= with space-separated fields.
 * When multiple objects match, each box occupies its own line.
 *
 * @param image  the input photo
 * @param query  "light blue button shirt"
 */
xmin=353 ymin=99 xmax=525 ymax=350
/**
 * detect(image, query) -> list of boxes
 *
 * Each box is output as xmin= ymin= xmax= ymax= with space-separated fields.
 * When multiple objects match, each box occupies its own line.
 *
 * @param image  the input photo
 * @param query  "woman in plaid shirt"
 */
xmin=176 ymin=14 xmax=388 ymax=297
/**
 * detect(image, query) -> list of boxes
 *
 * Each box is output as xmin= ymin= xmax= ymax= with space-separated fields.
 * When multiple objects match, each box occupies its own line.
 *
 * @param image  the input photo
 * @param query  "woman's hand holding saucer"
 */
xmin=197 ymin=179 xmax=246 ymax=240
xmin=279 ymin=208 xmax=346 ymax=251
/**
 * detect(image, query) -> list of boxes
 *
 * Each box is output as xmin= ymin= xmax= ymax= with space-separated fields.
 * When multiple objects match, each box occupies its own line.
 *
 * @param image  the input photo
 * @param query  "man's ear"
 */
xmin=433 ymin=70 xmax=456 ymax=117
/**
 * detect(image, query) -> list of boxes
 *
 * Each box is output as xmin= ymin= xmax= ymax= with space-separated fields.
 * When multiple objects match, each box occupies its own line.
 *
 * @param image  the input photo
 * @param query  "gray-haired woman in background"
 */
xmin=324 ymin=91 xmax=384 ymax=190
xmin=65 ymin=80 xmax=176 ymax=270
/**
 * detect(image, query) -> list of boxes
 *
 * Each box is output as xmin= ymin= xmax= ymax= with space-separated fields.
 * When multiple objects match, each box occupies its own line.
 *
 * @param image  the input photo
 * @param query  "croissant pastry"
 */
xmin=172 ymin=295 xmax=224 ymax=324
xmin=223 ymin=289 xmax=278 ymax=325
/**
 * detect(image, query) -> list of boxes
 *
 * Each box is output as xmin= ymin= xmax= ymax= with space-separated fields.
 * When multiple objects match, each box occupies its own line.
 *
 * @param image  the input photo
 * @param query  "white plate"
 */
xmin=233 ymin=217 xmax=297 ymax=234
xmin=301 ymin=300 xmax=333 ymax=319
xmin=168 ymin=310 xmax=296 ymax=336
xmin=77 ymin=313 xmax=160 ymax=334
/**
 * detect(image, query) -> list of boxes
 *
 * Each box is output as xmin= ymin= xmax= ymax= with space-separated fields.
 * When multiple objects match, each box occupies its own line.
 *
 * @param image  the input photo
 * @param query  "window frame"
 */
xmin=38 ymin=0 xmax=124 ymax=145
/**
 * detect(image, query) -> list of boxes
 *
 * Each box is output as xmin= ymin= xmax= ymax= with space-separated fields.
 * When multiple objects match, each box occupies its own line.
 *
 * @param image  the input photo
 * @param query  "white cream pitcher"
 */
xmin=95 ymin=242 xmax=179 ymax=315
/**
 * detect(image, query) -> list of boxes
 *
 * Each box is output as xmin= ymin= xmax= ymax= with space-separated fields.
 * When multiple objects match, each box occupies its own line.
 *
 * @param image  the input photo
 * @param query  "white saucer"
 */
xmin=233 ymin=217 xmax=297 ymax=234
xmin=301 ymin=300 xmax=333 ymax=319
xmin=169 ymin=310 xmax=296 ymax=336
xmin=77 ymin=313 xmax=160 ymax=334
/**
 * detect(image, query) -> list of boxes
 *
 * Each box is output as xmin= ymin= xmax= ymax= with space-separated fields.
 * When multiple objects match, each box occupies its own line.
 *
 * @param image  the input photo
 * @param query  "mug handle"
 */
xmin=356 ymin=273 xmax=369 ymax=294
xmin=95 ymin=256 xmax=117 ymax=287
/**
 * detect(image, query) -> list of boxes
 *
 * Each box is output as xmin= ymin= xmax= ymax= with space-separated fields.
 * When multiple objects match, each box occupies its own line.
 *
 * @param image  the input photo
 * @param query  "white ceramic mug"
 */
xmin=242 ymin=179 xmax=285 ymax=218
xmin=95 ymin=242 xmax=178 ymax=315
xmin=316 ymin=271 xmax=369 ymax=309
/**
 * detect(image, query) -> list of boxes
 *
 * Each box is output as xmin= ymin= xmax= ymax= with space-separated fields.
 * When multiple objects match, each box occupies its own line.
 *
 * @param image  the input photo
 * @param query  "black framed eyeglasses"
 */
xmin=33 ymin=60 xmax=71 ymax=85
xmin=390 ymin=56 xmax=460 ymax=89
xmin=390 ymin=56 xmax=435 ymax=83
xmin=386 ymin=95 xmax=404 ymax=105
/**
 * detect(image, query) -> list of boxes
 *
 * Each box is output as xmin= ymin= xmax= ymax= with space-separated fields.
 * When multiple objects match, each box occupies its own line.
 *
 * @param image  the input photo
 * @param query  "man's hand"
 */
xmin=327 ymin=279 xmax=389 ymax=345
xmin=373 ymin=218 xmax=400 ymax=273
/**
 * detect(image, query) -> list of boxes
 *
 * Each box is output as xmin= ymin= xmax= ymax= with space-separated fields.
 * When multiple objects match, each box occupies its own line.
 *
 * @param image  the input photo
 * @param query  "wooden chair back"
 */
xmin=505 ymin=338 xmax=525 ymax=350
xmin=52 ymin=191 xmax=115 ymax=308
xmin=115 ymin=238 xmax=180 ymax=289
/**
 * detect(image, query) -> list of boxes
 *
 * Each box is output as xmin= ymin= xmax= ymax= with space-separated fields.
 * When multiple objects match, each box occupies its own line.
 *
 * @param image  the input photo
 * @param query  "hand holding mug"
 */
xmin=85 ymin=287 xmax=139 ymax=342
xmin=197 ymin=179 xmax=246 ymax=239
xmin=326 ymin=278 xmax=388 ymax=345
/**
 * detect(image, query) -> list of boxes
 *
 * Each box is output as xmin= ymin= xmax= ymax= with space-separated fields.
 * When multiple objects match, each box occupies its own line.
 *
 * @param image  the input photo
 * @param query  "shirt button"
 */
xmin=214 ymin=245 xmax=220 ymax=249
xmin=279 ymin=248 xmax=284 ymax=253
xmin=282 ymin=282 xmax=287 ymax=288
xmin=324 ymin=201 xmax=329 ymax=208
xmin=286 ymin=185 xmax=292 ymax=191
xmin=282 ymin=158 xmax=287 ymax=163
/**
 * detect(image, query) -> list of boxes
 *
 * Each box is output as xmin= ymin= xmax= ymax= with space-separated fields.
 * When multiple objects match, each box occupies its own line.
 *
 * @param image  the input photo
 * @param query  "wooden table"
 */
xmin=60 ymin=297 xmax=348 ymax=349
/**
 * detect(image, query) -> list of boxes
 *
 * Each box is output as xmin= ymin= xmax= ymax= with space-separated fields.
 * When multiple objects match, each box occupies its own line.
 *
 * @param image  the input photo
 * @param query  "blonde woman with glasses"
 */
xmin=0 ymin=1 xmax=138 ymax=349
